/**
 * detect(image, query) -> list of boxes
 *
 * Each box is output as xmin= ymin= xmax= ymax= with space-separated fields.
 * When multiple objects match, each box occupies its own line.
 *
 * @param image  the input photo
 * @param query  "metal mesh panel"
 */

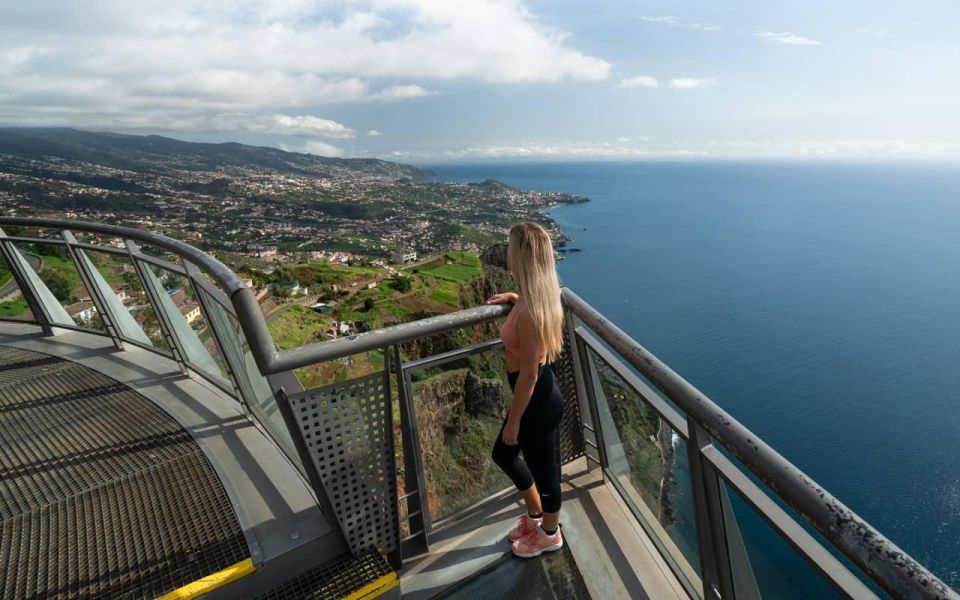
xmin=285 ymin=371 xmax=399 ymax=556
xmin=0 ymin=346 xmax=248 ymax=599
xmin=554 ymin=325 xmax=586 ymax=464
xmin=255 ymin=549 xmax=393 ymax=600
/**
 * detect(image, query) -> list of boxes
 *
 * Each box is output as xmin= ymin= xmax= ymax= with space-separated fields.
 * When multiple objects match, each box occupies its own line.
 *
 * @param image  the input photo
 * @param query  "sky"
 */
xmin=1 ymin=0 xmax=959 ymax=162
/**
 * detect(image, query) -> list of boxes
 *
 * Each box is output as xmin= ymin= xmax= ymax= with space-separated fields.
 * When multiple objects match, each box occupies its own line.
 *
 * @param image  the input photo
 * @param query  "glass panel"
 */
xmin=198 ymin=288 xmax=299 ymax=463
xmin=82 ymin=250 xmax=170 ymax=351
xmin=406 ymin=343 xmax=513 ymax=521
xmin=0 ymin=250 xmax=33 ymax=321
xmin=585 ymin=344 xmax=703 ymax=593
xmin=722 ymin=481 xmax=846 ymax=600
xmin=143 ymin=262 xmax=230 ymax=386
xmin=74 ymin=248 xmax=161 ymax=349
xmin=14 ymin=241 xmax=104 ymax=330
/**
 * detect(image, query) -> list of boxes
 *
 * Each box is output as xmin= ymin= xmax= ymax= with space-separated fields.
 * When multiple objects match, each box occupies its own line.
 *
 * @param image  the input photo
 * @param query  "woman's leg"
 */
xmin=519 ymin=367 xmax=564 ymax=532
xmin=520 ymin=428 xmax=561 ymax=529
xmin=492 ymin=420 xmax=541 ymax=515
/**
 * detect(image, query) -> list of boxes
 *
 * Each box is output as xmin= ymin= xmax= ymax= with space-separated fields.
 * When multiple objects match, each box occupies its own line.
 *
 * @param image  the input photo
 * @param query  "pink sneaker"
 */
xmin=511 ymin=525 xmax=563 ymax=558
xmin=508 ymin=514 xmax=542 ymax=541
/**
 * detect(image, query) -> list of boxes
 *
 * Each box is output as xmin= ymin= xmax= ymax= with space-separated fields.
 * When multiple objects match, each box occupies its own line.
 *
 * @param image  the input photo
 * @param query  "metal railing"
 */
xmin=0 ymin=217 xmax=957 ymax=600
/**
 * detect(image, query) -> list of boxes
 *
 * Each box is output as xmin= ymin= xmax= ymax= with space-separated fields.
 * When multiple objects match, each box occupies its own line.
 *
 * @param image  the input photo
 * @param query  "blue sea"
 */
xmin=428 ymin=161 xmax=960 ymax=595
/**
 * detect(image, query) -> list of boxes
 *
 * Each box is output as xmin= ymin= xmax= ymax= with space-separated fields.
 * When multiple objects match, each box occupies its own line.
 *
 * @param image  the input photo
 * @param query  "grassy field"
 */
xmin=267 ymin=304 xmax=332 ymax=349
xmin=0 ymin=298 xmax=28 ymax=318
xmin=429 ymin=281 xmax=460 ymax=307
xmin=419 ymin=252 xmax=482 ymax=283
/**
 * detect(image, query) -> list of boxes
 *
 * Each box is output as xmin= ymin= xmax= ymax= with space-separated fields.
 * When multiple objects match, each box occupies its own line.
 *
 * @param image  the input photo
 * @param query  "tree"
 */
xmin=390 ymin=275 xmax=411 ymax=292
xmin=44 ymin=271 xmax=73 ymax=302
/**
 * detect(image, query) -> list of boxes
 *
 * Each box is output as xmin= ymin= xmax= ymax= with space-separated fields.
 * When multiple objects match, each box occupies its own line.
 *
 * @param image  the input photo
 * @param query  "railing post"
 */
xmin=393 ymin=344 xmax=432 ymax=558
xmin=687 ymin=418 xmax=735 ymax=600
xmin=62 ymin=230 xmax=123 ymax=349
xmin=564 ymin=313 xmax=607 ymax=472
xmin=125 ymin=239 xmax=189 ymax=375
xmin=575 ymin=331 xmax=611 ymax=472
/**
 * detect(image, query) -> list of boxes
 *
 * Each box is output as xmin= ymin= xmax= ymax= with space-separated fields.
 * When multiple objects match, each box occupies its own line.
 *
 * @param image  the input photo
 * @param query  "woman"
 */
xmin=487 ymin=222 xmax=565 ymax=558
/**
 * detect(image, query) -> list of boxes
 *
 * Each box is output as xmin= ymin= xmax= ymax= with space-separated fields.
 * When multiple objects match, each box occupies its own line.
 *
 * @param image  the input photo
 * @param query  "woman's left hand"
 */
xmin=502 ymin=419 xmax=520 ymax=446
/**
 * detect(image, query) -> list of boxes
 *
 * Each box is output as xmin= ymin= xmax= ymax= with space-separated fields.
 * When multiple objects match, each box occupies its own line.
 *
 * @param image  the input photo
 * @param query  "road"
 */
xmin=0 ymin=254 xmax=43 ymax=302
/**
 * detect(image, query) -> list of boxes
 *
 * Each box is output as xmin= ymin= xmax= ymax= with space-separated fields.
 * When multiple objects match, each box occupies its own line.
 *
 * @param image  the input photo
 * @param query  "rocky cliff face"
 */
xmin=463 ymin=371 xmax=505 ymax=418
xmin=411 ymin=369 xmax=509 ymax=516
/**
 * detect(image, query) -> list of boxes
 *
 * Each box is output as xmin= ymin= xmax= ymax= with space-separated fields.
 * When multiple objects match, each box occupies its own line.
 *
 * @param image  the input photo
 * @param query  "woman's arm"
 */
xmin=486 ymin=291 xmax=518 ymax=305
xmin=501 ymin=307 xmax=541 ymax=445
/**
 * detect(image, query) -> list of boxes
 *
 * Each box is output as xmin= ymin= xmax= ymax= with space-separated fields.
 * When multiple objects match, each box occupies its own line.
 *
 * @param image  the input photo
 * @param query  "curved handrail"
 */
xmin=0 ymin=217 xmax=246 ymax=293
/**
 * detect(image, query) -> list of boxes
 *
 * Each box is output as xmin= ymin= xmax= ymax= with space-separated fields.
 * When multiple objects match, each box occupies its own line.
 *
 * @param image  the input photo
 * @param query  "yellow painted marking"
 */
xmin=157 ymin=558 xmax=256 ymax=599
xmin=342 ymin=572 xmax=400 ymax=600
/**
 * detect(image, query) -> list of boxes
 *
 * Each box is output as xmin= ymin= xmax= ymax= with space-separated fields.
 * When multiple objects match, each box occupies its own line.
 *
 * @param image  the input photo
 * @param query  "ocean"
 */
xmin=428 ymin=161 xmax=960 ymax=595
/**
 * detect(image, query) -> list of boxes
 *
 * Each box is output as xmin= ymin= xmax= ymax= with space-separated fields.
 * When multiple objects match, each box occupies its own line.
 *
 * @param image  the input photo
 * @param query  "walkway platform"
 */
xmin=399 ymin=459 xmax=687 ymax=600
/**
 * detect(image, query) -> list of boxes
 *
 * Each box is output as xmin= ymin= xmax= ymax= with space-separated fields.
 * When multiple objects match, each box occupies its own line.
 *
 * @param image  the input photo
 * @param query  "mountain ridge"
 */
xmin=0 ymin=127 xmax=430 ymax=180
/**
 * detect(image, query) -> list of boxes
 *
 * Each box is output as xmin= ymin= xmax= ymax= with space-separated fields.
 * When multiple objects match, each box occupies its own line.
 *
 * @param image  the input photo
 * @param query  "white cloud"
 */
xmin=303 ymin=141 xmax=346 ymax=157
xmin=0 ymin=0 xmax=610 ymax=133
xmin=855 ymin=26 xmax=891 ymax=38
xmin=372 ymin=85 xmax=434 ymax=101
xmin=759 ymin=32 xmax=821 ymax=46
xmin=288 ymin=140 xmax=347 ymax=157
xmin=669 ymin=78 xmax=716 ymax=90
xmin=394 ymin=138 xmax=960 ymax=161
xmin=641 ymin=16 xmax=720 ymax=32
xmin=701 ymin=139 xmax=960 ymax=159
xmin=237 ymin=114 xmax=356 ymax=138
xmin=367 ymin=129 xmax=383 ymax=137
xmin=620 ymin=75 xmax=659 ymax=88
xmin=388 ymin=138 xmax=677 ymax=160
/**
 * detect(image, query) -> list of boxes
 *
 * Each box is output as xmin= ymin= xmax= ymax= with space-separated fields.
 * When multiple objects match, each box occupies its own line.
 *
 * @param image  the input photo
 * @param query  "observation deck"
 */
xmin=0 ymin=217 xmax=956 ymax=600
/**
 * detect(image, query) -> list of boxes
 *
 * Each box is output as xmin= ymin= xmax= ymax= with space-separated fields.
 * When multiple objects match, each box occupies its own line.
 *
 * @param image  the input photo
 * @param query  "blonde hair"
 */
xmin=508 ymin=222 xmax=564 ymax=363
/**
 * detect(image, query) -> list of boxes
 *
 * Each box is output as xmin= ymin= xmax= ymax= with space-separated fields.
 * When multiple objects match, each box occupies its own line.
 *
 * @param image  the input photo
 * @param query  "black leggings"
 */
xmin=491 ymin=364 xmax=564 ymax=513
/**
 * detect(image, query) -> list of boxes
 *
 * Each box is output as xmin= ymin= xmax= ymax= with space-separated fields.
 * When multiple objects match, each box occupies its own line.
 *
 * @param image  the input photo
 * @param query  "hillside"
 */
xmin=0 ymin=127 xmax=429 ymax=180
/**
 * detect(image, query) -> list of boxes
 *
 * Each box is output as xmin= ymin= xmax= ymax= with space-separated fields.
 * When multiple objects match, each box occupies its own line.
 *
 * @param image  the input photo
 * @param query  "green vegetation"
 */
xmin=0 ymin=298 xmax=29 ymax=318
xmin=429 ymin=282 xmax=460 ymax=307
xmin=418 ymin=251 xmax=482 ymax=283
xmin=267 ymin=304 xmax=331 ymax=349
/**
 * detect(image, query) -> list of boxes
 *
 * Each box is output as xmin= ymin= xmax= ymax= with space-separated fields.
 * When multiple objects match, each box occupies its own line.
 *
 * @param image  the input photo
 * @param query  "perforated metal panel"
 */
xmin=554 ymin=325 xmax=586 ymax=465
xmin=284 ymin=371 xmax=400 ymax=557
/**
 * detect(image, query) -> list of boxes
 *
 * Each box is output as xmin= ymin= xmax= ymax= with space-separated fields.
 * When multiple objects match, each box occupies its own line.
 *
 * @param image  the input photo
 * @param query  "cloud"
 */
xmin=0 ymin=0 xmax=610 ymax=133
xmin=397 ymin=138 xmax=960 ymax=161
xmin=290 ymin=140 xmax=347 ymax=158
xmin=620 ymin=75 xmax=659 ymax=88
xmin=702 ymin=139 xmax=960 ymax=159
xmin=235 ymin=114 xmax=356 ymax=138
xmin=388 ymin=138 xmax=681 ymax=160
xmin=668 ymin=78 xmax=716 ymax=89
xmin=641 ymin=16 xmax=721 ymax=32
xmin=372 ymin=84 xmax=434 ymax=101
xmin=855 ymin=26 xmax=891 ymax=38
xmin=367 ymin=129 xmax=383 ymax=137
xmin=759 ymin=32 xmax=821 ymax=46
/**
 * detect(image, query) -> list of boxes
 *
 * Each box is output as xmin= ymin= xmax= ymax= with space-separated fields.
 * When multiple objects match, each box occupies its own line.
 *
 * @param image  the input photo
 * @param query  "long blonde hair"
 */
xmin=508 ymin=222 xmax=564 ymax=363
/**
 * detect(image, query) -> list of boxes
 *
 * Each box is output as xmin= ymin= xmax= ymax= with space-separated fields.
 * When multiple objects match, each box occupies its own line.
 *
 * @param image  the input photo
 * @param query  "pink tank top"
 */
xmin=500 ymin=307 xmax=520 ymax=354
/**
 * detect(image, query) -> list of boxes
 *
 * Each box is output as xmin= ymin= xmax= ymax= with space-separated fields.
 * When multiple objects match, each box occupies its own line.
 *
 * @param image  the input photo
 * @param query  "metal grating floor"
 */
xmin=435 ymin=543 xmax=592 ymax=600
xmin=255 ymin=549 xmax=394 ymax=600
xmin=0 ymin=346 xmax=248 ymax=599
